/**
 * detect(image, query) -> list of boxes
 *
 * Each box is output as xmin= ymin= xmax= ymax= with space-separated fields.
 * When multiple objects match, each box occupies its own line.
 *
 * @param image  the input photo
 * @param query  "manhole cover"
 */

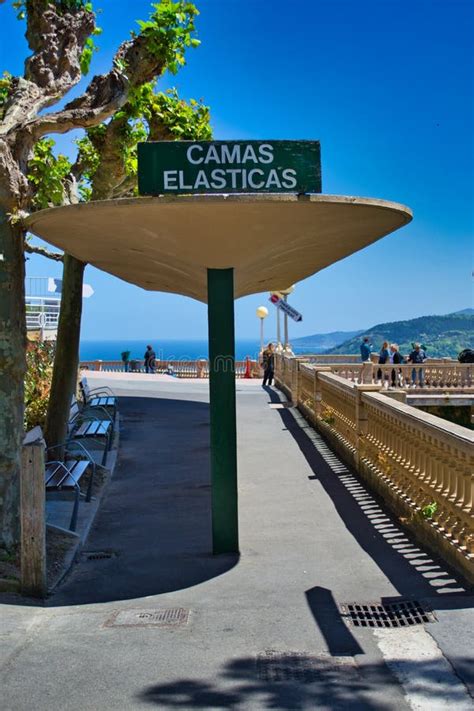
xmin=256 ymin=650 xmax=357 ymax=683
xmin=339 ymin=600 xmax=436 ymax=628
xmin=107 ymin=608 xmax=189 ymax=627
xmin=83 ymin=551 xmax=115 ymax=561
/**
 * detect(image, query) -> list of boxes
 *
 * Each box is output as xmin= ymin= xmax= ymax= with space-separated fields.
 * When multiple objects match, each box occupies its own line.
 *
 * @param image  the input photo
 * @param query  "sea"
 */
xmin=79 ymin=339 xmax=319 ymax=362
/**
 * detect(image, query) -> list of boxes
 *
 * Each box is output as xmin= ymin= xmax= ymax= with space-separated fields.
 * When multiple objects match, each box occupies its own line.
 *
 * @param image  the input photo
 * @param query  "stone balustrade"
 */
xmin=79 ymin=358 xmax=260 ymax=378
xmin=276 ymin=355 xmax=474 ymax=583
xmin=279 ymin=354 xmax=473 ymax=390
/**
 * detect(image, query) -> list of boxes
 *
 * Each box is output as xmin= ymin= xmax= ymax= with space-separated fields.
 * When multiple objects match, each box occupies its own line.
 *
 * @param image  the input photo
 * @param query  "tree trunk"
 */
xmin=44 ymin=254 xmax=85 ymax=450
xmin=0 ymin=208 xmax=26 ymax=551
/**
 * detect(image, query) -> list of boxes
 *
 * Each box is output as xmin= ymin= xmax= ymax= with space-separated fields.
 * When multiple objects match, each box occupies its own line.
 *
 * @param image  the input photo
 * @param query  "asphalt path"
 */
xmin=1 ymin=378 xmax=473 ymax=710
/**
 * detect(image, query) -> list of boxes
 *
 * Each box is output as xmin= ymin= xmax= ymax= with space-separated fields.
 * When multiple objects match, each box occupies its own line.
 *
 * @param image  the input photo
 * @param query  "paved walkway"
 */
xmin=1 ymin=378 xmax=473 ymax=710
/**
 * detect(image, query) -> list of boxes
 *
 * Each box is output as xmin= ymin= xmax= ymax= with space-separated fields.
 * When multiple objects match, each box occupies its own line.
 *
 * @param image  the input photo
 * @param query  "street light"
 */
xmin=256 ymin=305 xmax=268 ymax=353
xmin=270 ymin=292 xmax=283 ymax=351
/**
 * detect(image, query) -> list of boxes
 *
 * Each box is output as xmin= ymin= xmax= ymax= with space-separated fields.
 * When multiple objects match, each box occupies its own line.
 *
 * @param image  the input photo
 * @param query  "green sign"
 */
xmin=138 ymin=140 xmax=321 ymax=195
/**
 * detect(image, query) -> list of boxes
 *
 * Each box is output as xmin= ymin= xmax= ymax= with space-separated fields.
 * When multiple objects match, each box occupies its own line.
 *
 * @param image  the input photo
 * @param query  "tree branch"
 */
xmin=24 ymin=70 xmax=128 ymax=142
xmin=24 ymin=240 xmax=63 ymax=261
xmin=1 ymin=4 xmax=96 ymax=135
xmin=23 ymin=21 xmax=172 ymax=143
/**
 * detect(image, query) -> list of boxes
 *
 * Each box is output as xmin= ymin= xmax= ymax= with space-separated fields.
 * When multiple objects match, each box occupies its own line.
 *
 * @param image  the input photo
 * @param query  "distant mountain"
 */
xmin=292 ymin=329 xmax=363 ymax=353
xmin=452 ymin=308 xmax=474 ymax=316
xmin=326 ymin=311 xmax=474 ymax=359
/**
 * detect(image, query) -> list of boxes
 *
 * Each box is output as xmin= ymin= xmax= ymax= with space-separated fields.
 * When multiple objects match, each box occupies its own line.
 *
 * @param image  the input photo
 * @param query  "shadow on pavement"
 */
xmin=40 ymin=396 xmax=238 ymax=606
xmin=305 ymin=586 xmax=363 ymax=656
xmin=265 ymin=387 xmax=474 ymax=611
xmin=135 ymin=654 xmax=474 ymax=710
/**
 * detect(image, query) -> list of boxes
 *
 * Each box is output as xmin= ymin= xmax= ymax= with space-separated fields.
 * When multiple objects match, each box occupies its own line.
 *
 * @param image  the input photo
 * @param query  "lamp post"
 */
xmin=256 ymin=306 xmax=268 ymax=353
xmin=270 ymin=292 xmax=282 ymax=352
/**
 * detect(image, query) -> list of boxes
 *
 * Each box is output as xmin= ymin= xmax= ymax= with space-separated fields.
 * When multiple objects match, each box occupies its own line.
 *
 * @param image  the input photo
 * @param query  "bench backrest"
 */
xmin=79 ymin=378 xmax=90 ymax=404
xmin=70 ymin=396 xmax=81 ymax=423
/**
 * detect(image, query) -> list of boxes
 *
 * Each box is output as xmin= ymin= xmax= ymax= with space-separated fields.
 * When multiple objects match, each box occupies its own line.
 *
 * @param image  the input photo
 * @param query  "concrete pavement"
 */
xmin=1 ymin=377 xmax=473 ymax=710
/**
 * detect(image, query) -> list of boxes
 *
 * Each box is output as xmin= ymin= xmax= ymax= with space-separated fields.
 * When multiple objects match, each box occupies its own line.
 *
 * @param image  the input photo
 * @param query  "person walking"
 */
xmin=144 ymin=344 xmax=156 ymax=374
xmin=261 ymin=342 xmax=275 ymax=387
xmin=377 ymin=340 xmax=390 ymax=382
xmin=390 ymin=343 xmax=405 ymax=387
xmin=360 ymin=336 xmax=372 ymax=362
xmin=408 ymin=342 xmax=426 ymax=387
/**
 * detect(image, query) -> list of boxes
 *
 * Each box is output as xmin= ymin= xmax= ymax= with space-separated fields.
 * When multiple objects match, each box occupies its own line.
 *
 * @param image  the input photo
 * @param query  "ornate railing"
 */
xmin=275 ymin=354 xmax=473 ymax=391
xmin=361 ymin=392 xmax=473 ymax=559
xmin=370 ymin=362 xmax=473 ymax=389
xmin=79 ymin=358 xmax=260 ymax=379
xmin=275 ymin=356 xmax=474 ymax=583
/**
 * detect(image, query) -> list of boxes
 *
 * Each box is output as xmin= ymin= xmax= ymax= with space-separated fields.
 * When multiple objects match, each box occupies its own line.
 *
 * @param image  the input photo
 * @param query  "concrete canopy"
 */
xmin=25 ymin=194 xmax=412 ymax=302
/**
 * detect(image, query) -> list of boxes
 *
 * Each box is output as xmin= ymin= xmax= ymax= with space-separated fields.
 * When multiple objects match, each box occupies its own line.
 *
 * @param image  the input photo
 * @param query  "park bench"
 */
xmin=79 ymin=377 xmax=117 ymax=419
xmin=69 ymin=398 xmax=114 ymax=466
xmin=45 ymin=441 xmax=95 ymax=532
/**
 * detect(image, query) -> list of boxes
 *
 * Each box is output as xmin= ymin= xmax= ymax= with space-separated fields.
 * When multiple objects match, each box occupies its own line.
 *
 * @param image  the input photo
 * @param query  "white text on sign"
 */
xmin=163 ymin=143 xmax=297 ymax=192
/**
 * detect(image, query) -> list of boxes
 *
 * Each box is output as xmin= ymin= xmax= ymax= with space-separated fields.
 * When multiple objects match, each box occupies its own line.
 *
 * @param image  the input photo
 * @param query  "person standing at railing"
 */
xmin=408 ymin=343 xmax=426 ymax=387
xmin=376 ymin=341 xmax=390 ymax=382
xmin=121 ymin=350 xmax=131 ymax=373
xmin=389 ymin=343 xmax=405 ymax=387
xmin=261 ymin=342 xmax=275 ymax=387
xmin=360 ymin=336 xmax=372 ymax=362
xmin=144 ymin=344 xmax=156 ymax=374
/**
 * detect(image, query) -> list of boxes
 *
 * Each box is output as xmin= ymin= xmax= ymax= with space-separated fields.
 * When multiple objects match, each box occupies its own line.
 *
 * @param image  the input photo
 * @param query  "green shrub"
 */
xmin=24 ymin=340 xmax=55 ymax=431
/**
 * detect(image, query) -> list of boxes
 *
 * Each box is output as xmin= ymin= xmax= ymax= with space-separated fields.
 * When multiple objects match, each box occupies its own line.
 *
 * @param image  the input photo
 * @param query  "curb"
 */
xmin=46 ymin=414 xmax=121 ymax=595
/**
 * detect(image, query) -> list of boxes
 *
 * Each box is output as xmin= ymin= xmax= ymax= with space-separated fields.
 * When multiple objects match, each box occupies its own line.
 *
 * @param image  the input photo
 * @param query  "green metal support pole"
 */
xmin=207 ymin=268 xmax=239 ymax=554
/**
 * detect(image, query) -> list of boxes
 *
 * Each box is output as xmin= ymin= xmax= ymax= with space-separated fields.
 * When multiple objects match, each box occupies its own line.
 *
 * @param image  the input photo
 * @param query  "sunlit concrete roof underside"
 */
xmin=26 ymin=194 xmax=412 ymax=302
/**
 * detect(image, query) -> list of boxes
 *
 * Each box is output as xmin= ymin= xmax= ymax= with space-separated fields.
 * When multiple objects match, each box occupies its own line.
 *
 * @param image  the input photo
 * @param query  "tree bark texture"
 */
xmin=44 ymin=254 xmax=85 ymax=450
xmin=0 ymin=208 xmax=26 ymax=550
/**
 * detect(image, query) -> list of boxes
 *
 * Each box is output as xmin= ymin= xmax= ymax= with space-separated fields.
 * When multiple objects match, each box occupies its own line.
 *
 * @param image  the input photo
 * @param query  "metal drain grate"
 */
xmin=256 ymin=650 xmax=358 ymax=683
xmin=83 ymin=551 xmax=115 ymax=561
xmin=107 ymin=608 xmax=189 ymax=628
xmin=340 ymin=600 xmax=436 ymax=628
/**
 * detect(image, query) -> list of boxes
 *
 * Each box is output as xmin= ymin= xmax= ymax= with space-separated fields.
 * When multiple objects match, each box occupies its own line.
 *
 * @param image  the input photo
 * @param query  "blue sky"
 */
xmin=2 ymin=0 xmax=473 ymax=340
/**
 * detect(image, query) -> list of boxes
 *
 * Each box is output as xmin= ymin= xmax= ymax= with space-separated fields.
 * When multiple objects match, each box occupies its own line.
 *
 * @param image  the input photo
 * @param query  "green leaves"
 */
xmin=150 ymin=87 xmax=212 ymax=140
xmin=80 ymin=26 xmax=102 ymax=75
xmin=0 ymin=71 xmax=13 ymax=120
xmin=125 ymin=84 xmax=211 ymax=140
xmin=80 ymin=37 xmax=95 ymax=75
xmin=24 ymin=340 xmax=55 ymax=431
xmin=75 ymin=134 xmax=100 ymax=179
xmin=28 ymin=138 xmax=72 ymax=210
xmin=136 ymin=0 xmax=200 ymax=76
xmin=421 ymin=502 xmax=438 ymax=519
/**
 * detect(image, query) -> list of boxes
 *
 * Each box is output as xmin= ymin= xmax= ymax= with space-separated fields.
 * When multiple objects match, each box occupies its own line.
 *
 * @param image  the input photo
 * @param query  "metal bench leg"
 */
xmin=70 ymin=485 xmax=80 ymax=532
xmin=85 ymin=464 xmax=94 ymax=503
xmin=101 ymin=438 xmax=108 ymax=467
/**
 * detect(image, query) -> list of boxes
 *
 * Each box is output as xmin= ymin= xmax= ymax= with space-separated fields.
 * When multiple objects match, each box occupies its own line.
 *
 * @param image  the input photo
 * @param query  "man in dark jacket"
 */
xmin=408 ymin=343 xmax=426 ymax=387
xmin=144 ymin=344 xmax=156 ymax=374
xmin=360 ymin=337 xmax=372 ymax=362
